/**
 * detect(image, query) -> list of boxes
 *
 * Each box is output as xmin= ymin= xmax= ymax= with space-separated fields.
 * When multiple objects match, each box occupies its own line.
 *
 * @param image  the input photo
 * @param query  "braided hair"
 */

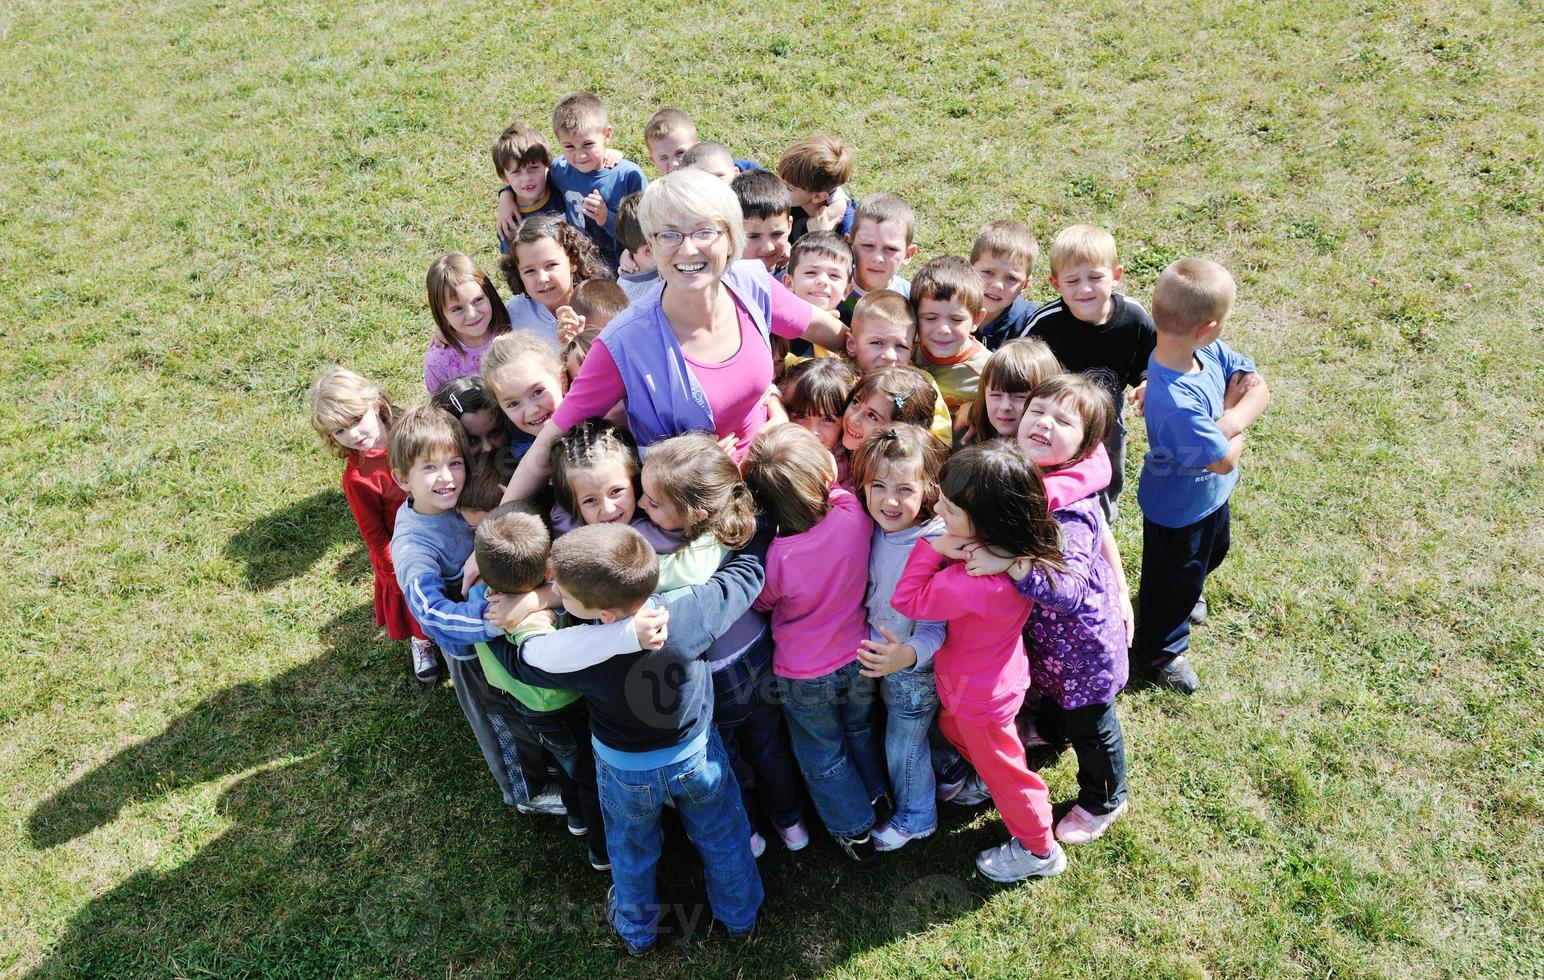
xmin=548 ymin=418 xmax=641 ymax=523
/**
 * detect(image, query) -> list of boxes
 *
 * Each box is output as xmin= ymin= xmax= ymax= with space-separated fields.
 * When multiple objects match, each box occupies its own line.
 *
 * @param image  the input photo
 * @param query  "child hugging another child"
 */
xmin=778 ymin=135 xmax=856 ymax=243
xmin=500 ymin=215 xmax=612 ymax=347
xmin=423 ymin=253 xmax=512 ymax=395
xmin=307 ymin=368 xmax=442 ymax=684
xmin=492 ymin=121 xmax=565 ymax=251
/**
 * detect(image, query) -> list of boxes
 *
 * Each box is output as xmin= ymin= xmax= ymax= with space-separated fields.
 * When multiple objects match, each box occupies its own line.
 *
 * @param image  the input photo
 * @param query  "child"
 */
xmin=960 ymin=338 xmax=1062 ymax=446
xmin=612 ymin=192 xmax=660 ymax=305
xmin=308 ymin=369 xmax=442 ymax=683
xmin=431 ymin=376 xmax=513 ymax=460
xmin=491 ymin=121 xmax=565 ymax=250
xmin=1134 ymin=258 xmax=1269 ymax=693
xmin=838 ymin=193 xmax=919 ymax=323
xmin=643 ymin=108 xmax=760 ymax=177
xmin=682 ymin=141 xmax=739 ymax=183
xmin=423 ymin=253 xmax=513 ymax=394
xmin=850 ymin=425 xmax=950 ymax=851
xmin=1023 ymin=224 xmax=1157 ymax=524
xmin=744 ymin=424 xmax=885 ymax=862
xmin=547 ymin=419 xmax=660 ymax=539
xmin=840 ymin=365 xmax=938 ymax=458
xmin=844 ymin=291 xmax=953 ymax=446
xmin=549 ymin=92 xmax=647 ymax=268
xmin=480 ymin=333 xmax=566 ymax=466
xmin=556 ymin=278 xmax=628 ymax=348
xmin=777 ymin=135 xmax=856 ymax=243
xmin=500 ymin=215 xmax=611 ymax=346
xmin=639 ymin=433 xmax=809 ymax=852
xmin=456 ymin=455 xmax=508 ymax=528
xmin=563 ymin=325 xmax=600 ymax=385
xmin=911 ymin=255 xmax=991 ymax=416
xmin=782 ymin=231 xmax=853 ymax=314
xmin=971 ymin=220 xmax=1041 ymax=351
xmin=890 ymin=442 xmax=1068 ymax=882
xmin=732 ymin=169 xmax=793 ymax=276
xmin=499 ymin=523 xmax=768 ymax=954
xmin=781 ymin=356 xmax=860 ymax=465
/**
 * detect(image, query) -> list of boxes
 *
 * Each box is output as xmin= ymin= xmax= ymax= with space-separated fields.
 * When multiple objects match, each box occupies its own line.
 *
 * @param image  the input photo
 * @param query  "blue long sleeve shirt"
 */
xmin=390 ymin=503 xmax=499 ymax=659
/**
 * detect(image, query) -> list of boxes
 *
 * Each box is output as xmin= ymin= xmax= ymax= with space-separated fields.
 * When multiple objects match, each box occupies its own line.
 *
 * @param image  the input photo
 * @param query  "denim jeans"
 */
xmin=596 ymin=730 xmax=763 ymax=951
xmin=1037 ymin=699 xmax=1128 ymax=814
xmin=1098 ymin=412 xmax=1128 ymax=526
xmin=1135 ymin=502 xmax=1231 ymax=667
xmin=776 ymin=659 xmax=884 ymax=839
xmin=519 ymin=700 xmax=607 ymax=861
xmin=881 ymin=666 xmax=940 ymax=835
xmin=445 ymin=655 xmax=547 ymax=805
xmin=712 ymin=639 xmax=806 ymax=829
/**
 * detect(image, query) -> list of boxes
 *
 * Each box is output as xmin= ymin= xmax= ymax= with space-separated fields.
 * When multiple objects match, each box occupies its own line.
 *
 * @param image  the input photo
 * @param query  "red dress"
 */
xmin=342 ymin=447 xmax=424 ymax=641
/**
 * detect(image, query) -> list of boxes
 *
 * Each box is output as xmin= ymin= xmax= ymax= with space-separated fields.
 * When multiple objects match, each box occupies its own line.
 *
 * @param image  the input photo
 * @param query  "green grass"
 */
xmin=3 ymin=0 xmax=1543 ymax=975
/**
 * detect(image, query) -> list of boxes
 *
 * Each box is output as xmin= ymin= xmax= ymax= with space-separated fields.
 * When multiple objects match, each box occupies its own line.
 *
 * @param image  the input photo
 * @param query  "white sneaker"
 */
xmin=774 ymin=820 xmax=810 ymax=851
xmin=1055 ymin=801 xmax=1128 ymax=845
xmin=750 ymin=831 xmax=766 ymax=859
xmin=940 ymin=773 xmax=992 ymax=806
xmin=410 ymin=638 xmax=444 ymax=683
xmin=514 ymin=786 xmax=567 ymax=816
xmin=870 ymin=820 xmax=934 ymax=853
xmin=975 ymin=838 xmax=1066 ymax=882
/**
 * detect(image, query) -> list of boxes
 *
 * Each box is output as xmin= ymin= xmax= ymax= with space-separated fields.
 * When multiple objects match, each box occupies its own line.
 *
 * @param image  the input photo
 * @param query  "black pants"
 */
xmin=1135 ymin=502 xmax=1231 ymax=667
xmin=1038 ymin=699 xmax=1127 ymax=815
xmin=519 ymin=700 xmax=608 ymax=862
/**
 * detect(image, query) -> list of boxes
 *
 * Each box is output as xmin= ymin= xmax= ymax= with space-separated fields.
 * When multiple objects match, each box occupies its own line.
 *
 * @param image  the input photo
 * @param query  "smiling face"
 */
xmin=558 ymin=126 xmax=611 ymax=174
xmin=841 ymin=391 xmax=897 ymax=452
xmin=743 ymin=214 xmax=792 ymax=273
xmin=647 ymin=133 xmax=695 ymax=175
xmin=849 ymin=218 xmax=916 ymax=292
xmin=785 ymin=254 xmax=850 ymax=311
xmin=985 ymin=385 xmax=1030 ymax=439
xmin=568 ymin=458 xmax=637 ymax=526
xmin=933 ymin=492 xmax=976 ymax=539
xmin=1050 ymin=262 xmax=1122 ymax=325
xmin=846 ymin=314 xmax=915 ymax=372
xmin=441 ymin=280 xmax=493 ymax=347
xmin=916 ymin=296 xmax=978 ymax=360
xmin=501 ymin=161 xmax=550 ymax=207
xmin=394 ymin=449 xmax=465 ymax=516
xmin=1017 ymin=394 xmax=1087 ymax=469
xmin=331 ymin=406 xmax=385 ymax=454
xmin=973 ymin=250 xmax=1029 ymax=321
xmin=489 ymin=360 xmax=562 ymax=435
xmin=459 ymin=408 xmax=507 ymax=457
xmin=515 ymin=237 xmax=575 ymax=313
xmin=864 ymin=457 xmax=925 ymax=533
xmin=638 ymin=465 xmax=687 ymax=532
xmin=652 ymin=209 xmax=731 ymax=295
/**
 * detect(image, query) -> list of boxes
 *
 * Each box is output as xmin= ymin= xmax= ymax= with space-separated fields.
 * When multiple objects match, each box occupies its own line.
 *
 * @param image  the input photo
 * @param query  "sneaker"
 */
xmin=725 ymin=917 xmax=757 ymax=945
xmin=870 ymin=819 xmax=934 ymax=853
xmin=1189 ymin=595 xmax=1209 ymax=625
xmin=566 ymin=812 xmax=588 ymax=837
xmin=514 ymin=786 xmax=567 ymax=816
xmin=941 ymin=773 xmax=992 ymax=807
xmin=1055 ymin=801 xmax=1128 ymax=845
xmin=588 ymin=846 xmax=611 ymax=872
xmin=409 ymin=637 xmax=444 ymax=684
xmin=773 ymin=820 xmax=810 ymax=852
xmin=1152 ymin=655 xmax=1200 ymax=695
xmin=605 ymin=885 xmax=653 ymax=957
xmin=750 ymin=831 xmax=766 ymax=859
xmin=975 ymin=838 xmax=1067 ymax=883
xmin=834 ymin=832 xmax=877 ymax=863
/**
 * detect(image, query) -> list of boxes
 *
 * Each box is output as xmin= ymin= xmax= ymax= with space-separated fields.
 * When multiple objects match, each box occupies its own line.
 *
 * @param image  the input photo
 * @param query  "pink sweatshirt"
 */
xmin=754 ymin=488 xmax=873 ymax=679
xmin=1043 ymin=443 xmax=1110 ymax=510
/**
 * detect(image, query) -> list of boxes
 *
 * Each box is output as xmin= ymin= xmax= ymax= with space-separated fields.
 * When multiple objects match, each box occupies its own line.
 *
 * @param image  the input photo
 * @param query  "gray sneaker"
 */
xmin=976 ymin=838 xmax=1067 ymax=882
xmin=1188 ymin=596 xmax=1209 ymax=625
xmin=514 ymin=786 xmax=567 ymax=816
xmin=1152 ymin=655 xmax=1200 ymax=695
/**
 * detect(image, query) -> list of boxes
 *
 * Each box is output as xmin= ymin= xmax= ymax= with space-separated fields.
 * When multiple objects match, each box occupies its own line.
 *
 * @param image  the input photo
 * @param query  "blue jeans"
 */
xmin=519 ymin=700 xmax=606 ymax=861
xmin=776 ymin=659 xmax=884 ymax=839
xmin=882 ymin=667 xmax=940 ymax=836
xmin=596 ymin=730 xmax=762 ymax=950
xmin=712 ymin=640 xmax=806 ymax=829
xmin=1037 ymin=699 xmax=1128 ymax=814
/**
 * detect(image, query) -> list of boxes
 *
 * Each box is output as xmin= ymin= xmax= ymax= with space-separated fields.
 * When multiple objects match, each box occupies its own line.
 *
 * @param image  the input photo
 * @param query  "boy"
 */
xmin=1135 ymin=258 xmax=1269 ymax=694
xmin=970 ymin=220 xmax=1041 ymax=350
xmin=498 ymin=523 xmax=768 ymax=955
xmin=910 ymin=256 xmax=991 ymax=417
xmin=846 ymin=289 xmax=954 ymax=445
xmin=681 ymin=141 xmax=739 ymax=183
xmin=492 ymin=121 xmax=565 ymax=251
xmin=732 ymin=169 xmax=793 ymax=276
xmin=549 ymin=92 xmax=647 ymax=269
xmin=612 ymin=192 xmax=660 ymax=305
xmin=838 ymin=193 xmax=918 ymax=324
xmin=555 ymin=278 xmax=629 ymax=347
xmin=782 ymin=231 xmax=852 ymax=314
xmin=777 ymin=135 xmax=856 ymax=244
xmin=1023 ymin=224 xmax=1156 ymax=524
xmin=642 ymin=108 xmax=761 ymax=176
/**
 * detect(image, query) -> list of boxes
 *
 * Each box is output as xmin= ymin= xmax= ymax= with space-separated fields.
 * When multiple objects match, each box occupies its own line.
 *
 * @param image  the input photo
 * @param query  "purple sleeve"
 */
xmin=552 ymin=339 xmax=627 ymax=430
xmin=768 ymin=276 xmax=814 ymax=340
xmin=1013 ymin=506 xmax=1103 ymax=615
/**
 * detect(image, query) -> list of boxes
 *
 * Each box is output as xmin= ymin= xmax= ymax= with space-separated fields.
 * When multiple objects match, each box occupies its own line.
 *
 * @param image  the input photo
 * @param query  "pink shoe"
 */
xmin=774 ymin=820 xmax=810 ymax=851
xmin=1054 ymin=801 xmax=1128 ymax=845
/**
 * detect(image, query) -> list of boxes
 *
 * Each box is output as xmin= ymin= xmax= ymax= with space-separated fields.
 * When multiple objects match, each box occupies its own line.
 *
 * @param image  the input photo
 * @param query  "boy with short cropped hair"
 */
xmin=612 ymin=192 xmax=660 ymax=305
xmin=970 ymin=220 xmax=1041 ymax=350
xmin=910 ymin=256 xmax=991 ymax=416
xmin=782 ymin=231 xmax=852 ymax=313
xmin=777 ymin=135 xmax=856 ymax=243
xmin=643 ymin=108 xmax=762 ymax=177
xmin=682 ymin=141 xmax=739 ymax=183
xmin=549 ymin=92 xmax=647 ymax=269
xmin=732 ymin=169 xmax=793 ymax=276
xmin=1135 ymin=258 xmax=1268 ymax=695
xmin=838 ymin=194 xmax=918 ymax=323
xmin=846 ymin=290 xmax=955 ymax=444
xmin=492 ymin=121 xmax=565 ymax=251
xmin=1023 ymin=223 xmax=1156 ymax=524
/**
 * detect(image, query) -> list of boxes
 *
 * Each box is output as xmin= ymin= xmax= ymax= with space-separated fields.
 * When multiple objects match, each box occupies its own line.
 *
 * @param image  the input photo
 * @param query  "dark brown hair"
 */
xmin=965 ymin=338 xmax=1063 ymax=443
xmin=500 ymin=214 xmax=611 ymax=299
xmin=910 ymin=254 xmax=985 ymax=316
xmin=426 ymin=252 xmax=513 ymax=354
xmin=551 ymin=523 xmax=659 ymax=612
xmin=782 ymin=356 xmax=860 ymax=422
xmin=388 ymin=405 xmax=469 ymax=477
xmin=549 ymin=419 xmax=640 ymax=524
xmin=939 ymin=443 xmax=1066 ymax=575
xmin=847 ymin=366 xmax=937 ymax=432
xmin=1027 ymin=374 xmax=1114 ymax=468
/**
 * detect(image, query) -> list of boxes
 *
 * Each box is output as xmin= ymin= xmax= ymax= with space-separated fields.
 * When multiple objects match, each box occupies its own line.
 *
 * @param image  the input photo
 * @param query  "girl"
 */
xmin=976 ymin=374 xmax=1131 ymax=844
xmin=839 ymin=366 xmax=937 ymax=458
xmin=500 ymin=214 xmax=611 ymax=346
xmin=890 ymin=442 xmax=1068 ymax=882
xmin=961 ymin=337 xmax=1061 ymax=446
xmin=563 ymin=325 xmax=600 ymax=387
xmin=781 ymin=356 xmax=860 ymax=483
xmin=481 ymin=332 xmax=566 ymax=444
xmin=424 ymin=253 xmax=513 ymax=395
xmin=431 ymin=376 xmax=514 ymax=460
xmin=307 ymin=368 xmax=443 ymax=684
xmin=850 ymin=425 xmax=951 ymax=852
xmin=640 ymin=433 xmax=810 ymax=855
xmin=744 ymin=424 xmax=886 ymax=862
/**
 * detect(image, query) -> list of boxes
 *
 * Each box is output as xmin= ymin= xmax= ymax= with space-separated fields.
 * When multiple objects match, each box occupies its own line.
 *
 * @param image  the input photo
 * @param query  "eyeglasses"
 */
xmin=650 ymin=226 xmax=727 ymax=249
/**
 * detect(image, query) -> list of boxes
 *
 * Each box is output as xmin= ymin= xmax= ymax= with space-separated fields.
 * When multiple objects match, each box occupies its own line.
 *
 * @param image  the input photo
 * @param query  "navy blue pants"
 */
xmin=1135 ymin=502 xmax=1231 ymax=667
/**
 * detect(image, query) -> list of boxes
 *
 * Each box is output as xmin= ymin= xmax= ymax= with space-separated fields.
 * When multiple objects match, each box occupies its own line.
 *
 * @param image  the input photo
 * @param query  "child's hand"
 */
xmin=497 ymin=189 xmax=521 ymax=241
xmin=857 ymin=627 xmax=919 ymax=678
xmin=618 ymin=250 xmax=639 ymax=275
xmin=963 ymin=542 xmax=1016 ymax=577
xmin=582 ymin=190 xmax=608 ymax=226
xmin=806 ymin=195 xmax=844 ymax=233
xmin=929 ymin=533 xmax=975 ymax=561
xmin=513 ymin=608 xmax=558 ymax=632
xmin=1224 ymin=371 xmax=1260 ymax=410
xmin=601 ymin=148 xmax=623 ymax=169
xmin=484 ymin=590 xmax=545 ymax=632
xmin=632 ymin=604 xmax=670 ymax=650
xmin=1118 ymin=591 xmax=1135 ymax=647
xmin=1128 ymin=380 xmax=1147 ymax=416
xmin=555 ymin=306 xmax=585 ymax=346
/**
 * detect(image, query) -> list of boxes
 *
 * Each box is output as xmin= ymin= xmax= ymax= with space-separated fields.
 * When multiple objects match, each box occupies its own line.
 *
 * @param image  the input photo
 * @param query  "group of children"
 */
xmin=304 ymin=92 xmax=1270 ymax=955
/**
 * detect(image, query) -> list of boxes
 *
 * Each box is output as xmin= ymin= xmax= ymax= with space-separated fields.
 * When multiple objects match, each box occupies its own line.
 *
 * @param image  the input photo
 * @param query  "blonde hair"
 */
xmin=308 ymin=368 xmax=402 ymax=459
xmin=742 ymin=424 xmax=834 ymax=536
xmin=849 ymin=289 xmax=917 ymax=340
xmin=850 ymin=424 xmax=948 ymax=522
xmin=970 ymin=221 xmax=1040 ymax=281
xmin=777 ymin=135 xmax=852 ymax=195
xmin=426 ymin=253 xmax=511 ymax=353
xmin=1151 ymin=257 xmax=1237 ymax=336
xmin=1048 ymin=224 xmax=1118 ymax=276
xmin=852 ymin=193 xmax=917 ymax=246
xmin=644 ymin=107 xmax=695 ymax=147
xmin=643 ymin=433 xmax=757 ymax=548
xmin=910 ymin=255 xmax=984 ymax=316
xmin=1027 ymin=374 xmax=1114 ymax=468
xmin=638 ymin=168 xmax=746 ymax=264
xmin=552 ymin=91 xmax=608 ymax=137
xmin=480 ymin=333 xmax=565 ymax=399
xmin=965 ymin=338 xmax=1063 ymax=442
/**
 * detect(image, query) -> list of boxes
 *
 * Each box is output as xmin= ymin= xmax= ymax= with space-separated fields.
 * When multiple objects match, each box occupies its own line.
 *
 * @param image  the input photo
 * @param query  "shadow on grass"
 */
xmin=223 ymin=490 xmax=365 ymax=591
xmin=25 ymin=605 xmax=996 ymax=976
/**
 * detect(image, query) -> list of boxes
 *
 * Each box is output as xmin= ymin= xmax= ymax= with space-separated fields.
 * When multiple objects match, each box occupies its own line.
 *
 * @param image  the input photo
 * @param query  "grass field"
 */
xmin=3 ymin=0 xmax=1543 ymax=975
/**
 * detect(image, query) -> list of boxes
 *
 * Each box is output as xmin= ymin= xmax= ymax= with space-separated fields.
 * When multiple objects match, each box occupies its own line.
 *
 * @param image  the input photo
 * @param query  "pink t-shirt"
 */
xmin=754 ymin=488 xmax=873 ymax=679
xmin=553 ymin=277 xmax=814 ymax=456
xmin=423 ymin=337 xmax=496 ymax=395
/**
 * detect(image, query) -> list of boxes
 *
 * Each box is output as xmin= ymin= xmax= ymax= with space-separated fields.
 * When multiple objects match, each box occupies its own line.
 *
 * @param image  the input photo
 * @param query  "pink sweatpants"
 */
xmin=939 ymin=709 xmax=1055 ymax=854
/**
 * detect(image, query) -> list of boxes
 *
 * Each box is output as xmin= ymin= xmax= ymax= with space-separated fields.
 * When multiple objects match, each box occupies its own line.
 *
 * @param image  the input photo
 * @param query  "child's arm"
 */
xmin=653 ymin=552 xmax=767 ymax=658
xmin=341 ymin=467 xmax=394 ymax=563
xmin=890 ymin=539 xmax=975 ymax=623
xmin=1100 ymin=527 xmax=1134 ymax=647
xmin=496 ymin=187 xmax=519 ymax=241
xmin=483 ymin=583 xmax=559 ymax=632
xmin=761 ymin=385 xmax=789 ymax=427
xmin=518 ymin=606 xmax=670 ymax=672
xmin=402 ymin=574 xmax=503 ymax=650
xmin=1216 ymin=371 xmax=1270 ymax=440
xmin=1009 ymin=507 xmax=1102 ymax=615
xmin=857 ymin=618 xmax=947 ymax=677
xmin=655 ymin=536 xmax=731 ymax=592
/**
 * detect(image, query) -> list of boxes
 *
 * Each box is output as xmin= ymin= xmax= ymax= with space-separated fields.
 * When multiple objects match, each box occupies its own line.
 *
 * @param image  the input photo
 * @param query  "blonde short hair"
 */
xmin=552 ymin=92 xmax=608 ymax=138
xmin=308 ymin=368 xmax=402 ymax=459
xmin=852 ymin=193 xmax=916 ymax=246
xmin=644 ymin=108 xmax=695 ymax=148
xmin=1048 ymin=224 xmax=1118 ymax=275
xmin=849 ymin=289 xmax=917 ymax=340
xmin=637 ymin=168 xmax=746 ymax=264
xmin=1151 ymin=257 xmax=1237 ymax=335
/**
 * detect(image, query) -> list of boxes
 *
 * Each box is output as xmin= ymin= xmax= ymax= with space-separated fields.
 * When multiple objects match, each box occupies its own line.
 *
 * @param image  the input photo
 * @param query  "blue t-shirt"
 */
xmin=1137 ymin=340 xmax=1257 ymax=528
xmin=549 ymin=158 xmax=647 ymax=265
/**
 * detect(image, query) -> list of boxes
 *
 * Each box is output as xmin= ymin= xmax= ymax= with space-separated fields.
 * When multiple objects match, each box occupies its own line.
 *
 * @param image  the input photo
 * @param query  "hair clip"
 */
xmin=892 ymin=394 xmax=906 ymax=412
xmin=449 ymin=393 xmax=464 ymax=414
